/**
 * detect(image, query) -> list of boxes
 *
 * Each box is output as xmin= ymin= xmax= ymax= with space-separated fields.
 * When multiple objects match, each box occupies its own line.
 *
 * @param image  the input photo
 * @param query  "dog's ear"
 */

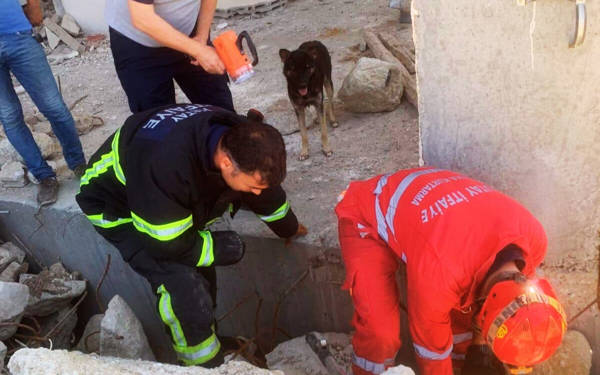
xmin=279 ymin=49 xmax=291 ymax=63
xmin=246 ymin=108 xmax=264 ymax=123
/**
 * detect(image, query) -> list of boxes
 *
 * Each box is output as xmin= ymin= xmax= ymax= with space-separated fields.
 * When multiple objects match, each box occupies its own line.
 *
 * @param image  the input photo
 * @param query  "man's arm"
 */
xmin=127 ymin=0 xmax=224 ymax=74
xmin=23 ymin=0 xmax=43 ymax=26
xmin=193 ymin=0 xmax=216 ymax=44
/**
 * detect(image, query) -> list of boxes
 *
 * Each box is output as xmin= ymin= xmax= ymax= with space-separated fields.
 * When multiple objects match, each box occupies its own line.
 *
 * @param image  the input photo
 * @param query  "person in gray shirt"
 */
xmin=105 ymin=0 xmax=233 ymax=113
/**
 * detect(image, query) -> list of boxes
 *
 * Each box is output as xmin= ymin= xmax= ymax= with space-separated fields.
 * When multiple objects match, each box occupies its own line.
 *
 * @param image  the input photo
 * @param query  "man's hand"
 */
xmin=189 ymin=42 xmax=225 ymax=74
xmin=23 ymin=0 xmax=43 ymax=26
xmin=285 ymin=223 xmax=308 ymax=246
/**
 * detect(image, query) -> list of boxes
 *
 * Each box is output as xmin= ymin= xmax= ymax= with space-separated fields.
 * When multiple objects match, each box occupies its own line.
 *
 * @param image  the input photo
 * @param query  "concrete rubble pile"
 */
xmin=0 ymin=240 xmax=89 ymax=372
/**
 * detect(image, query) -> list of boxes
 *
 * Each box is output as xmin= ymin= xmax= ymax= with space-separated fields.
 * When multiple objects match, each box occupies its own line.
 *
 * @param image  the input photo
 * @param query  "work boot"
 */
xmin=37 ymin=177 xmax=59 ymax=206
xmin=73 ymin=164 xmax=87 ymax=179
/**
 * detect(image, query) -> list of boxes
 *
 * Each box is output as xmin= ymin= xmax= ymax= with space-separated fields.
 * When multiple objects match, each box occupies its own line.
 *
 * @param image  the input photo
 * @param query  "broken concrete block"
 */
xmin=19 ymin=273 xmax=86 ymax=317
xmin=60 ymin=14 xmax=80 ymax=36
xmin=45 ymin=26 xmax=61 ymax=50
xmin=266 ymin=332 xmax=352 ymax=375
xmin=0 ymin=242 xmax=26 ymax=264
xmin=9 ymin=348 xmax=285 ymax=375
xmin=39 ymin=306 xmax=78 ymax=350
xmin=75 ymin=314 xmax=103 ymax=353
xmin=532 ymin=330 xmax=592 ymax=375
xmin=0 ymin=340 xmax=6 ymax=371
xmin=0 ymin=161 xmax=28 ymax=188
xmin=43 ymin=19 xmax=84 ymax=53
xmin=0 ymin=262 xmax=28 ymax=283
xmin=100 ymin=295 xmax=155 ymax=361
xmin=338 ymin=57 xmax=404 ymax=113
xmin=382 ymin=365 xmax=415 ymax=375
xmin=0 ymin=281 xmax=30 ymax=340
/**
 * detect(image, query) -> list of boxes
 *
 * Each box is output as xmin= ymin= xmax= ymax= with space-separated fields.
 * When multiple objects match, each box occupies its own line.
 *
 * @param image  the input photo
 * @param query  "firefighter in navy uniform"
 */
xmin=76 ymin=104 xmax=306 ymax=367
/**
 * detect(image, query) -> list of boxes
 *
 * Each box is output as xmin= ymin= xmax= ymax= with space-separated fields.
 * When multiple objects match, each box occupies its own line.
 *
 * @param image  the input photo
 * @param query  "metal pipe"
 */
xmin=569 ymin=0 xmax=586 ymax=48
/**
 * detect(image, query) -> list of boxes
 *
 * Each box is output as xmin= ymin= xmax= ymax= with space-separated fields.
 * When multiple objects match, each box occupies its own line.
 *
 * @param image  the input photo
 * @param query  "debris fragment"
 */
xmin=99 ymin=295 xmax=155 ymax=361
xmin=0 ymin=282 xmax=30 ymax=341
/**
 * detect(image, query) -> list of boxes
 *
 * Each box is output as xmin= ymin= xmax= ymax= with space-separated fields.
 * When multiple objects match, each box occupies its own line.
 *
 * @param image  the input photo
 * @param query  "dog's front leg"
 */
xmin=294 ymin=106 xmax=309 ymax=160
xmin=316 ymin=99 xmax=333 ymax=157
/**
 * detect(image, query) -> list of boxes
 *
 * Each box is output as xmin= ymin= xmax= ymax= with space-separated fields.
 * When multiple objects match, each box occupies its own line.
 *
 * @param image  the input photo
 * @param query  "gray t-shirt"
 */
xmin=105 ymin=0 xmax=200 ymax=47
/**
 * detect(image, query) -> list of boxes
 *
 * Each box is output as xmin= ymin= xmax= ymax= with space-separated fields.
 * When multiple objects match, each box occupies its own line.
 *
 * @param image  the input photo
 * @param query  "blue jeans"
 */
xmin=0 ymin=31 xmax=85 ymax=180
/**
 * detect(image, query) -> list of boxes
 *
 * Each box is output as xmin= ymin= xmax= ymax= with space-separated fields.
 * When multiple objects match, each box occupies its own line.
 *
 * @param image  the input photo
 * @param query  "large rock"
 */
xmin=532 ymin=330 xmax=592 ymax=375
xmin=60 ymin=14 xmax=80 ymax=36
xmin=338 ymin=57 xmax=404 ymax=113
xmin=75 ymin=314 xmax=103 ymax=353
xmin=0 ymin=281 xmax=30 ymax=340
xmin=39 ymin=306 xmax=78 ymax=350
xmin=0 ymin=161 xmax=28 ymax=188
xmin=8 ymin=348 xmax=285 ymax=375
xmin=19 ymin=272 xmax=86 ymax=317
xmin=266 ymin=332 xmax=352 ymax=375
xmin=100 ymin=295 xmax=155 ymax=361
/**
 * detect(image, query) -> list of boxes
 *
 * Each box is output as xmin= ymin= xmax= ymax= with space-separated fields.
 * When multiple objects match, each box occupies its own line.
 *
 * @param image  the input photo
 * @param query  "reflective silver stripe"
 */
xmin=196 ymin=231 xmax=214 ymax=267
xmin=352 ymin=352 xmax=386 ymax=374
xmin=157 ymin=285 xmax=186 ymax=347
xmin=177 ymin=336 xmax=220 ymax=362
xmin=413 ymin=343 xmax=453 ymax=360
xmin=385 ymin=168 xmax=442 ymax=238
xmin=373 ymin=174 xmax=390 ymax=243
xmin=451 ymin=353 xmax=466 ymax=360
xmin=453 ymin=332 xmax=473 ymax=344
xmin=401 ymin=253 xmax=407 ymax=263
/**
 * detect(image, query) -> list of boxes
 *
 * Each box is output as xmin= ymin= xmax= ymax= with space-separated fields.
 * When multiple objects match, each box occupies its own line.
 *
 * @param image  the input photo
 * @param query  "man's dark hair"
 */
xmin=220 ymin=120 xmax=287 ymax=186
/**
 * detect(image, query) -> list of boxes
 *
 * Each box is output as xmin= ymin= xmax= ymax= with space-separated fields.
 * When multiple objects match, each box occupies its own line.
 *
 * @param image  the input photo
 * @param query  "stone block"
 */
xmin=0 ymin=161 xmax=27 ymax=188
xmin=8 ymin=348 xmax=285 ymax=374
xmin=75 ymin=314 xmax=103 ymax=353
xmin=60 ymin=14 xmax=80 ymax=36
xmin=0 ymin=281 xmax=30 ymax=340
xmin=19 ymin=273 xmax=86 ymax=317
xmin=338 ymin=57 xmax=404 ymax=113
xmin=100 ymin=295 xmax=155 ymax=361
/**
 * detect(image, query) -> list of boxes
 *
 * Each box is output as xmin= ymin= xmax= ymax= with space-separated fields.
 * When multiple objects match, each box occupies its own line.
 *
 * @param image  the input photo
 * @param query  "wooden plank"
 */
xmin=363 ymin=29 xmax=418 ymax=108
xmin=43 ymin=18 xmax=84 ymax=53
xmin=378 ymin=31 xmax=415 ymax=74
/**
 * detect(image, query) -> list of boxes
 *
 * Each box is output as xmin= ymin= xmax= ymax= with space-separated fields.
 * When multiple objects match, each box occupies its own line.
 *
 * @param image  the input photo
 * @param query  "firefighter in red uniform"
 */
xmin=335 ymin=167 xmax=567 ymax=375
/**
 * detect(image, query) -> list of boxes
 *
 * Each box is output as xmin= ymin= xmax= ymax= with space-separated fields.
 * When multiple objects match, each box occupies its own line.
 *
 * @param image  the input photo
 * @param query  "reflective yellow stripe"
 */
xmin=196 ymin=231 xmax=214 ymax=267
xmin=131 ymin=212 xmax=193 ymax=241
xmin=86 ymin=214 xmax=132 ymax=229
xmin=157 ymin=284 xmax=187 ymax=347
xmin=174 ymin=328 xmax=220 ymax=366
xmin=112 ymin=128 xmax=126 ymax=185
xmin=79 ymin=153 xmax=113 ymax=187
xmin=258 ymin=201 xmax=290 ymax=222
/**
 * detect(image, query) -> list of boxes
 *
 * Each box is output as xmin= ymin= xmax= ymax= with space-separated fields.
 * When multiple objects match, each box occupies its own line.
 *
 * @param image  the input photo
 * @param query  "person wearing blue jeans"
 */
xmin=0 ymin=0 xmax=86 ymax=205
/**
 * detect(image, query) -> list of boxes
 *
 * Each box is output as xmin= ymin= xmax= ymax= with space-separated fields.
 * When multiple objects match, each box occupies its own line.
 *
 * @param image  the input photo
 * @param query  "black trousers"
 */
xmin=109 ymin=27 xmax=234 ymax=113
xmin=95 ymin=223 xmax=225 ymax=367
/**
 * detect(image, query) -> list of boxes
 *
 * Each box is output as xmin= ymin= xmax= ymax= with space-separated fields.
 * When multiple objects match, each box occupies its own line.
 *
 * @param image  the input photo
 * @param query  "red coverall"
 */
xmin=335 ymin=168 xmax=547 ymax=375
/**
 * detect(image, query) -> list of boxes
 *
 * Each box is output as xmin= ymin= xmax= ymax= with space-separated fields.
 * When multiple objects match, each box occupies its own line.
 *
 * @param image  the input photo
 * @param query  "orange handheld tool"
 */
xmin=213 ymin=30 xmax=258 ymax=84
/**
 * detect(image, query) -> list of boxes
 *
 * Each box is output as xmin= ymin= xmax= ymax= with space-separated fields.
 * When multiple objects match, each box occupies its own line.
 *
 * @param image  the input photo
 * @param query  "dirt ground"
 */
xmin=11 ymin=0 xmax=420 ymax=249
xmin=4 ymin=0 xmax=599 ymax=370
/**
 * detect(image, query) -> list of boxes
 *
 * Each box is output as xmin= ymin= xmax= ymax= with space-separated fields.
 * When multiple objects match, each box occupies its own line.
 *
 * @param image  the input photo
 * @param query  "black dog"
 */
xmin=279 ymin=41 xmax=338 ymax=160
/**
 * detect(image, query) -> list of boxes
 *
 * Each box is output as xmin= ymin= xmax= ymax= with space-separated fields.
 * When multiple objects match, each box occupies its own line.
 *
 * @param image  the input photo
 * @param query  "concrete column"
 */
xmin=413 ymin=0 xmax=599 ymax=369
